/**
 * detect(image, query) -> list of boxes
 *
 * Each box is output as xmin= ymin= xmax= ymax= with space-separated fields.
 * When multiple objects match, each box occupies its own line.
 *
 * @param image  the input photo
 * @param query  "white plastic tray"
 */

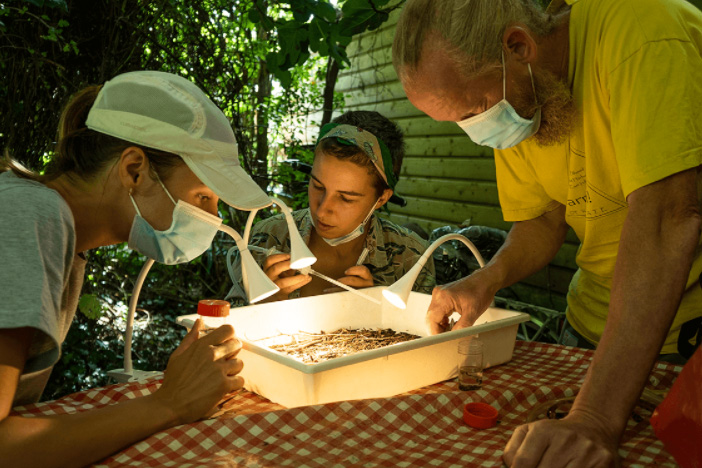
xmin=177 ymin=286 xmax=529 ymax=408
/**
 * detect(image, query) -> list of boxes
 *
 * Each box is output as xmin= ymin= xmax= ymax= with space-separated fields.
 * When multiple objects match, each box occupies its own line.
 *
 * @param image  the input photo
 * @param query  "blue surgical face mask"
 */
xmin=457 ymin=52 xmax=541 ymax=150
xmin=321 ymin=198 xmax=379 ymax=247
xmin=127 ymin=177 xmax=222 ymax=265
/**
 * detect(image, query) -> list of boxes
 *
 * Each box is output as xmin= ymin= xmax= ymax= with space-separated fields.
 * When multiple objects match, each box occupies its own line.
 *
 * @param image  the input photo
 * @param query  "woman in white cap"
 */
xmin=229 ymin=111 xmax=435 ymax=304
xmin=0 ymin=71 xmax=271 ymax=466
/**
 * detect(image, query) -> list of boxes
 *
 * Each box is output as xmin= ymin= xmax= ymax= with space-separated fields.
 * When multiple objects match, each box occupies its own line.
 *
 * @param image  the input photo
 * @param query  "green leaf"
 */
xmin=78 ymin=294 xmax=103 ymax=320
xmin=248 ymin=9 xmax=261 ymax=24
xmin=329 ymin=43 xmax=349 ymax=66
xmin=23 ymin=0 xmax=45 ymax=7
xmin=292 ymin=9 xmax=311 ymax=22
xmin=341 ymin=0 xmax=373 ymax=15
xmin=45 ymin=0 xmax=68 ymax=10
xmin=318 ymin=39 xmax=329 ymax=56
xmin=261 ymin=14 xmax=275 ymax=30
xmin=367 ymin=11 xmax=389 ymax=31
xmin=58 ymin=19 xmax=69 ymax=27
xmin=276 ymin=69 xmax=292 ymax=88
xmin=265 ymin=51 xmax=279 ymax=68
xmin=298 ymin=50 xmax=311 ymax=66
xmin=313 ymin=1 xmax=337 ymax=23
xmin=337 ymin=34 xmax=352 ymax=47
xmin=338 ymin=9 xmax=375 ymax=36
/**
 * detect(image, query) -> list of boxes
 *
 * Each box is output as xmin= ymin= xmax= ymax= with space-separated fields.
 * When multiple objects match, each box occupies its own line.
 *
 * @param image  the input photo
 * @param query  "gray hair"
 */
xmin=392 ymin=0 xmax=556 ymax=81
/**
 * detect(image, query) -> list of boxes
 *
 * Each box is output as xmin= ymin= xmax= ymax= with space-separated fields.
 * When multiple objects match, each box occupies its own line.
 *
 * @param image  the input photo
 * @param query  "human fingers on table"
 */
xmin=503 ymin=420 xmax=617 ymax=468
xmin=322 ymin=286 xmax=344 ymax=294
xmin=502 ymin=424 xmax=528 ymax=466
xmin=502 ymin=422 xmax=549 ymax=467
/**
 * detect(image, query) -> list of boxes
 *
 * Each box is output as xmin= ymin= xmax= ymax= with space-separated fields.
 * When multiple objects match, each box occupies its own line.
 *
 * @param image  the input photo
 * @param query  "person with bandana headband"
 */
xmin=393 ymin=0 xmax=702 ymax=466
xmin=0 ymin=71 xmax=271 ymax=467
xmin=227 ymin=111 xmax=435 ymax=304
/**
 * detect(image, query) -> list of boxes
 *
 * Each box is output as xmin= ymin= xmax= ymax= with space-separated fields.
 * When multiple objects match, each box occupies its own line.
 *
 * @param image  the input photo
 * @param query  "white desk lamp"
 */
xmin=382 ymin=233 xmax=488 ymax=309
xmin=108 ymin=220 xmax=280 ymax=383
xmin=267 ymin=197 xmax=317 ymax=269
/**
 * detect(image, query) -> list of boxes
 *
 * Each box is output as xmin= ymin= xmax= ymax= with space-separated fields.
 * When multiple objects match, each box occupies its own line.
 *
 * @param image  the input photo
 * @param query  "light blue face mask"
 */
xmin=127 ymin=177 xmax=222 ymax=265
xmin=457 ymin=52 xmax=541 ymax=150
xmin=321 ymin=198 xmax=379 ymax=247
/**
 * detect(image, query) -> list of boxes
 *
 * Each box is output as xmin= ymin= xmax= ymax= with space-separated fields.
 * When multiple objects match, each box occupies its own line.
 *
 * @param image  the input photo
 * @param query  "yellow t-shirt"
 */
xmin=494 ymin=0 xmax=702 ymax=354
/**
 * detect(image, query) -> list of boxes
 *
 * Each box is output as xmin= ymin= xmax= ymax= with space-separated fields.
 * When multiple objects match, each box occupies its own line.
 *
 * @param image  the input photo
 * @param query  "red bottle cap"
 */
xmin=463 ymin=402 xmax=498 ymax=429
xmin=197 ymin=299 xmax=230 ymax=317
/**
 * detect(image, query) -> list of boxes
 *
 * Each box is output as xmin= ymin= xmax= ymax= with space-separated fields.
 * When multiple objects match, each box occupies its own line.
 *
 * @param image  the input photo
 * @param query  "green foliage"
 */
xmin=270 ymin=144 xmax=316 ymax=211
xmin=251 ymin=0 xmax=404 ymax=87
xmin=77 ymin=294 xmax=102 ymax=320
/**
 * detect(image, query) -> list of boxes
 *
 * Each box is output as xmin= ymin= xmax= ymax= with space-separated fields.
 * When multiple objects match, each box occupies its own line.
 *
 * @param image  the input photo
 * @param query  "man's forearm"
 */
xmin=572 ymin=170 xmax=701 ymax=439
xmin=482 ymin=204 xmax=570 ymax=294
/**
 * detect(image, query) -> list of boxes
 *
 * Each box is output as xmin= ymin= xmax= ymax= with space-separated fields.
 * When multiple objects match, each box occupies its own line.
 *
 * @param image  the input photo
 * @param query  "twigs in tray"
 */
xmin=265 ymin=328 xmax=420 ymax=363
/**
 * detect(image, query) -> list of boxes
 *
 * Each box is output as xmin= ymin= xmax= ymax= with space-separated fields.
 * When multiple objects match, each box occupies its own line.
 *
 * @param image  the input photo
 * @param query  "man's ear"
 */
xmin=502 ymin=25 xmax=538 ymax=65
xmin=376 ymin=188 xmax=394 ymax=209
xmin=118 ymin=147 xmax=150 ymax=192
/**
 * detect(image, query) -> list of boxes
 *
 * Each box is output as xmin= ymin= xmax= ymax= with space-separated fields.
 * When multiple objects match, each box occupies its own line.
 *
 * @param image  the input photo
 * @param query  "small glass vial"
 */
xmin=197 ymin=299 xmax=230 ymax=336
xmin=457 ymin=336 xmax=484 ymax=391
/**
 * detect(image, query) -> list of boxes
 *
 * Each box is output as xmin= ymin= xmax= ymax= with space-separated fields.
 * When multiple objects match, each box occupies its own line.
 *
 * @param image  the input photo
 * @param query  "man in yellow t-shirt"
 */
xmin=393 ymin=0 xmax=702 ymax=466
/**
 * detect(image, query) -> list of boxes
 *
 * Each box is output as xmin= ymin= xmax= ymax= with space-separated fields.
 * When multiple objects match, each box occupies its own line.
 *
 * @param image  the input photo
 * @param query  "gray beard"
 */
xmin=514 ymin=68 xmax=577 ymax=147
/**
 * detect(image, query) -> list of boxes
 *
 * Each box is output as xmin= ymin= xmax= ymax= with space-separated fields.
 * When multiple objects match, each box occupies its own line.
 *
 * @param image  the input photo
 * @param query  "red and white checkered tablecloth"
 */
xmin=13 ymin=341 xmax=681 ymax=467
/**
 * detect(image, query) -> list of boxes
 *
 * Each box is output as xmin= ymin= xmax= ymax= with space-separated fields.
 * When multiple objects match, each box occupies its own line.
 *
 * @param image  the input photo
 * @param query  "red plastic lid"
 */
xmin=197 ymin=299 xmax=230 ymax=317
xmin=463 ymin=402 xmax=498 ymax=429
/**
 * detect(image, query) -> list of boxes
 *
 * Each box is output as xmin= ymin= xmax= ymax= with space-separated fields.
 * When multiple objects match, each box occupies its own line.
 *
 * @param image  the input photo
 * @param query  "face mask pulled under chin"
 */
xmin=321 ymin=199 xmax=378 ymax=247
xmin=128 ymin=200 xmax=223 ymax=265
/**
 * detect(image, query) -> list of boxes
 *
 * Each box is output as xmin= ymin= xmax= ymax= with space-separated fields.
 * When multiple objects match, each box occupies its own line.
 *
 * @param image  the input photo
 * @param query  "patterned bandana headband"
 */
xmin=316 ymin=123 xmax=398 ymax=190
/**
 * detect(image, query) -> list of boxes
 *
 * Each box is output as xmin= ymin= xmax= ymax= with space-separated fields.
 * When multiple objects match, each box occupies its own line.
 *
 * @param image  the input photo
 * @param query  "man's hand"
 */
xmin=503 ymin=411 xmax=619 ymax=468
xmin=426 ymin=269 xmax=497 ymax=334
xmin=262 ymin=253 xmax=311 ymax=297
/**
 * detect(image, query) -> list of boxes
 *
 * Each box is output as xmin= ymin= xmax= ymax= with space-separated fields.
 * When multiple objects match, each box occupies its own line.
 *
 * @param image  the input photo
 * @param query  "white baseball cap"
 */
xmin=85 ymin=70 xmax=271 ymax=211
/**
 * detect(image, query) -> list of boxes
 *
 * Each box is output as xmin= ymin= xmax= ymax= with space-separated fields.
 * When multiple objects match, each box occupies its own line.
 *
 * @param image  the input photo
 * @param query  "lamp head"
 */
xmin=219 ymin=224 xmax=280 ymax=303
xmin=269 ymin=197 xmax=317 ymax=270
xmin=240 ymin=248 xmax=280 ymax=303
xmin=383 ymin=232 xmax=487 ymax=310
xmin=289 ymin=231 xmax=317 ymax=269
xmin=382 ymin=260 xmax=427 ymax=309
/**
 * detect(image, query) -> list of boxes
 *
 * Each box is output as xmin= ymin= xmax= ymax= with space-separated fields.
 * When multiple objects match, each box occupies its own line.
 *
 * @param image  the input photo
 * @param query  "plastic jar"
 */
xmin=457 ymin=336 xmax=484 ymax=390
xmin=197 ymin=299 xmax=230 ymax=335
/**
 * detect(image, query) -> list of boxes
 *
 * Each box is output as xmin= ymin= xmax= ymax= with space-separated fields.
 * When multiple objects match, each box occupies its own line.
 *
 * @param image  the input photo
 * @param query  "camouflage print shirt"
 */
xmin=226 ymin=208 xmax=435 ymax=305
